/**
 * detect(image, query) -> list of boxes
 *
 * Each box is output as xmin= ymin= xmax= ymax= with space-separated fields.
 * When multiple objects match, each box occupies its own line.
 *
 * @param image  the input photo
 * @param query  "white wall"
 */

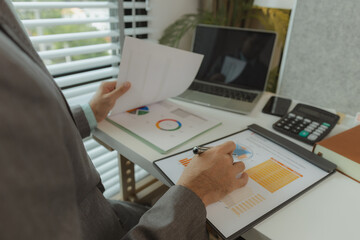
xmin=277 ymin=0 xmax=360 ymax=115
xmin=148 ymin=0 xmax=199 ymax=50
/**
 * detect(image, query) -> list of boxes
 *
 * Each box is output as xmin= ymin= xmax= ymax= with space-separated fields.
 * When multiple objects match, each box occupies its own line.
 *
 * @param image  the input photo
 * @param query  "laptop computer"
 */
xmin=175 ymin=24 xmax=277 ymax=114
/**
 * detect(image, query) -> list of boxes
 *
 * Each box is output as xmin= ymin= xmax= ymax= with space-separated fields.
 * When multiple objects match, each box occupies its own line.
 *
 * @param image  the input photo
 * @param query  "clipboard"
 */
xmin=153 ymin=124 xmax=337 ymax=240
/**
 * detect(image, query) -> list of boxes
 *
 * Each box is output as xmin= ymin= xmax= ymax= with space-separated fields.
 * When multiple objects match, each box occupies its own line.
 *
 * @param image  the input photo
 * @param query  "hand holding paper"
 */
xmin=90 ymin=81 xmax=131 ymax=122
xmin=110 ymin=37 xmax=204 ymax=115
xmin=107 ymin=37 xmax=217 ymax=153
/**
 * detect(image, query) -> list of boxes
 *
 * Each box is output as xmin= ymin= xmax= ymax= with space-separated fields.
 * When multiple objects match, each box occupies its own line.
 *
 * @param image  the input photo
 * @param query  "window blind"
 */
xmin=13 ymin=0 xmax=151 ymax=198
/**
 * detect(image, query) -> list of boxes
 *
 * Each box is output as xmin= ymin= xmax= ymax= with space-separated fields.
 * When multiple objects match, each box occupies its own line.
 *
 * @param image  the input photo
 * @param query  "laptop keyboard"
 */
xmin=190 ymin=82 xmax=257 ymax=102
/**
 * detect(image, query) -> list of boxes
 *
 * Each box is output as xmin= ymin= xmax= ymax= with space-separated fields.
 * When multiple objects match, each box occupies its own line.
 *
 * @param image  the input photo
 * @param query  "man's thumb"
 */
xmin=111 ymin=81 xmax=131 ymax=99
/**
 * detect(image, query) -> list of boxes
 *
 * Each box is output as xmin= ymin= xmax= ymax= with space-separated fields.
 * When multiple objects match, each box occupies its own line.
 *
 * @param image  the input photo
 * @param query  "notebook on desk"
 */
xmin=175 ymin=24 xmax=277 ymax=114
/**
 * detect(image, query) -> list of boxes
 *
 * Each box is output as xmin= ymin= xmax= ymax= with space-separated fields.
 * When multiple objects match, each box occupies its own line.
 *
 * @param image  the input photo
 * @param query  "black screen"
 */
xmin=192 ymin=25 xmax=276 ymax=91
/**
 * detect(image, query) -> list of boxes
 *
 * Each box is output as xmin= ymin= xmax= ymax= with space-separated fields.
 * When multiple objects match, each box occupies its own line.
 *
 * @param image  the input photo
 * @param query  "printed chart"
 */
xmin=222 ymin=186 xmax=266 ymax=217
xmin=154 ymin=129 xmax=329 ymax=238
xmin=246 ymin=158 xmax=302 ymax=193
xmin=156 ymin=119 xmax=182 ymax=131
xmin=179 ymin=158 xmax=192 ymax=167
xmin=108 ymin=101 xmax=221 ymax=152
xmin=127 ymin=106 xmax=149 ymax=115
xmin=234 ymin=144 xmax=253 ymax=161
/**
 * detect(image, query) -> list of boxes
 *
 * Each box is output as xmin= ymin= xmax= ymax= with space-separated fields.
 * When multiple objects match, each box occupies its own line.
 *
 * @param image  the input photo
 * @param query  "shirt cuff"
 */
xmin=81 ymin=104 xmax=97 ymax=132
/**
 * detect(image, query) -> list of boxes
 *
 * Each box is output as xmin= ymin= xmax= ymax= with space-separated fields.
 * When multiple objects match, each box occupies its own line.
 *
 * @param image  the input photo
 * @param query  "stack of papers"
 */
xmin=108 ymin=37 xmax=220 ymax=153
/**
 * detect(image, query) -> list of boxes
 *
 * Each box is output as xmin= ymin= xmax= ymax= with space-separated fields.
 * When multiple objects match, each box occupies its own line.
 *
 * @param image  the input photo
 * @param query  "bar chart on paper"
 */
xmin=220 ymin=157 xmax=302 ymax=218
xmin=246 ymin=158 xmax=302 ymax=193
xmin=154 ymin=128 xmax=331 ymax=239
xmin=222 ymin=186 xmax=266 ymax=217
xmin=179 ymin=157 xmax=192 ymax=167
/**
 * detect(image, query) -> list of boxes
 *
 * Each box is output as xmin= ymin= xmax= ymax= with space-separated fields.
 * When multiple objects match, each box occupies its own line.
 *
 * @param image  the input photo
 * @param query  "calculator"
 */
xmin=273 ymin=103 xmax=340 ymax=145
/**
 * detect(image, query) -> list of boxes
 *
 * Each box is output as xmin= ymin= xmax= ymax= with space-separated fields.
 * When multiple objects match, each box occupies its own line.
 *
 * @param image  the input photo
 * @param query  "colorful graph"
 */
xmin=156 ymin=119 xmax=182 ymax=131
xmin=127 ymin=106 xmax=149 ymax=115
xmin=246 ymin=158 xmax=302 ymax=193
xmin=179 ymin=158 xmax=192 ymax=167
xmin=234 ymin=144 xmax=253 ymax=160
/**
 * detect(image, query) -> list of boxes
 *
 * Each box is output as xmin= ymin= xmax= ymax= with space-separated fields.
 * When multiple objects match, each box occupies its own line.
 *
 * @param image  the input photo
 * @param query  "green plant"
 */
xmin=159 ymin=0 xmax=254 ymax=47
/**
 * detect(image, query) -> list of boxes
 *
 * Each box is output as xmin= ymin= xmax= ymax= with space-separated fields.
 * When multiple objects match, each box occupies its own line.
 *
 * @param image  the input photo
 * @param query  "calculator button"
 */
xmin=304 ymin=118 xmax=311 ymax=123
xmin=284 ymin=126 xmax=290 ymax=130
xmin=315 ymin=129 xmax=324 ymax=134
xmin=312 ymin=131 xmax=321 ymax=136
xmin=319 ymin=125 xmax=328 ymax=130
xmin=305 ymin=127 xmax=313 ymax=132
xmin=288 ymin=113 xmax=296 ymax=118
xmin=296 ymin=116 xmax=304 ymax=120
xmin=307 ymin=134 xmax=318 ymax=141
xmin=292 ymin=129 xmax=300 ymax=134
xmin=322 ymin=122 xmax=331 ymax=127
xmin=311 ymin=121 xmax=320 ymax=126
xmin=299 ymin=130 xmax=310 ymax=137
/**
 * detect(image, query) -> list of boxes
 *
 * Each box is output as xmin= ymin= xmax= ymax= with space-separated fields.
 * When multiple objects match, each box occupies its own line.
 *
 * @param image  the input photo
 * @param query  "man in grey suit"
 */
xmin=0 ymin=0 xmax=248 ymax=239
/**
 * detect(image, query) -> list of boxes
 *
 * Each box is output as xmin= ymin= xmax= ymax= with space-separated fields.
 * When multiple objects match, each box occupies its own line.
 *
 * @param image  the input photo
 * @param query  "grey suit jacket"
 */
xmin=0 ymin=1 xmax=207 ymax=239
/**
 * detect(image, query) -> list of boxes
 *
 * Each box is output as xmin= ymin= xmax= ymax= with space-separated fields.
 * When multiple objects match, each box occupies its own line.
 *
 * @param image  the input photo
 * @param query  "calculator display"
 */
xmin=298 ymin=106 xmax=332 ymax=119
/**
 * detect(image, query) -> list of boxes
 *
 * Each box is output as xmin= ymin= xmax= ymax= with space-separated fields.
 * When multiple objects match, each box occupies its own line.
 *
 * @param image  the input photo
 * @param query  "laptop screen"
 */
xmin=192 ymin=25 xmax=277 ymax=91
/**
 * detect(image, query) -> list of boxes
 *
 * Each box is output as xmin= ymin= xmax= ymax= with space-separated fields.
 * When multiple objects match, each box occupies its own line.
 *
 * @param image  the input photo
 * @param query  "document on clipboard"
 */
xmin=153 ymin=124 xmax=337 ymax=240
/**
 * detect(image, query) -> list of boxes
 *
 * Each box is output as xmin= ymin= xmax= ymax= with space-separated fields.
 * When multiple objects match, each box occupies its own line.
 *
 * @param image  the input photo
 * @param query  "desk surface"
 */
xmin=94 ymin=92 xmax=360 ymax=240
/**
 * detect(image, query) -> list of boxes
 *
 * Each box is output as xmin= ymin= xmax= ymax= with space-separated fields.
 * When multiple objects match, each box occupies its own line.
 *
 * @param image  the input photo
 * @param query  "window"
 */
xmin=13 ymin=0 xmax=151 ymax=198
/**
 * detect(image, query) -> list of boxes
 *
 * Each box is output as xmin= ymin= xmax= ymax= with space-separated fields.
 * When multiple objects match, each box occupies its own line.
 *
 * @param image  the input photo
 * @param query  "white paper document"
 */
xmin=107 ymin=37 xmax=215 ymax=153
xmin=110 ymin=36 xmax=204 ymax=115
xmin=154 ymin=130 xmax=329 ymax=238
xmin=108 ymin=100 xmax=221 ymax=153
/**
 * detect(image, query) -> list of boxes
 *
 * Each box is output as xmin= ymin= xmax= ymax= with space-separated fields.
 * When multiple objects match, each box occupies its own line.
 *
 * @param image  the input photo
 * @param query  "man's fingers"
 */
xmin=102 ymin=81 xmax=116 ymax=90
xmin=216 ymin=141 xmax=236 ymax=155
xmin=109 ymin=81 xmax=131 ymax=99
xmin=233 ymin=161 xmax=246 ymax=180
xmin=233 ymin=161 xmax=246 ymax=172
xmin=236 ymin=172 xmax=249 ymax=188
xmin=98 ymin=81 xmax=117 ymax=94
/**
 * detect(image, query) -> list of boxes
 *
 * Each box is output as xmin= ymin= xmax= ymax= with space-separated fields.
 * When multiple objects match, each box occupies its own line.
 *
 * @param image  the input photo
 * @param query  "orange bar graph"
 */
xmin=231 ymin=194 xmax=265 ymax=216
xmin=246 ymin=158 xmax=301 ymax=193
xmin=179 ymin=158 xmax=192 ymax=167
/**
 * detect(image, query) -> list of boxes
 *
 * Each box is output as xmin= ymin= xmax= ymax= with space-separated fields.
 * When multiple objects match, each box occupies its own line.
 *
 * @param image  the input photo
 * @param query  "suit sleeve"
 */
xmin=71 ymin=105 xmax=92 ymax=139
xmin=122 ymin=185 xmax=208 ymax=240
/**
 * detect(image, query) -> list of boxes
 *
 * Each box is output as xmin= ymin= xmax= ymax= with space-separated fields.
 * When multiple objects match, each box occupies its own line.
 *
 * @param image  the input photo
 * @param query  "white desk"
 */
xmin=94 ymin=92 xmax=360 ymax=240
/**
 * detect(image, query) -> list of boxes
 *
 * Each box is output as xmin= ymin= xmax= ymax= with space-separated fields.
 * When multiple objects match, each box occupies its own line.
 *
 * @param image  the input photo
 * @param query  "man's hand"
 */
xmin=177 ymin=141 xmax=249 ymax=207
xmin=89 ymin=81 xmax=131 ymax=122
